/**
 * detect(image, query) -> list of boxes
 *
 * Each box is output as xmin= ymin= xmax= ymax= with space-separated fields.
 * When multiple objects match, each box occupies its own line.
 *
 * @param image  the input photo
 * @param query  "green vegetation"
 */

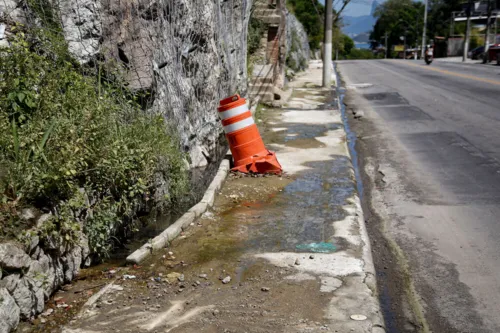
xmin=345 ymin=48 xmax=378 ymax=60
xmin=0 ymin=27 xmax=188 ymax=259
xmin=247 ymin=16 xmax=267 ymax=77
xmin=248 ymin=17 xmax=266 ymax=56
xmin=371 ymin=0 xmax=464 ymax=53
xmin=286 ymin=30 xmax=307 ymax=72
xmin=287 ymin=0 xmax=325 ymax=50
xmin=342 ymin=34 xmax=355 ymax=56
xmin=371 ymin=0 xmax=425 ymax=53
xmin=334 ymin=34 xmax=381 ymax=60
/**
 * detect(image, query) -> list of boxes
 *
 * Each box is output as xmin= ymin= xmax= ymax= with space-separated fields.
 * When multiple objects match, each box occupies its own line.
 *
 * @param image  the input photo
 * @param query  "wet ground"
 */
xmin=20 ymin=63 xmax=382 ymax=333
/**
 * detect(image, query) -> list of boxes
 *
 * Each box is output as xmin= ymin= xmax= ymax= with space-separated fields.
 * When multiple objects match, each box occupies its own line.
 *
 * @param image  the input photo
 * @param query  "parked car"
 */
xmin=468 ymin=46 xmax=485 ymax=60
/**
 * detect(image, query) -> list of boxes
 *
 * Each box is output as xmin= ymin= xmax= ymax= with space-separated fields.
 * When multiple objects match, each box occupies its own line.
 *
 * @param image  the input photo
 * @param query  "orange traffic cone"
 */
xmin=218 ymin=95 xmax=282 ymax=174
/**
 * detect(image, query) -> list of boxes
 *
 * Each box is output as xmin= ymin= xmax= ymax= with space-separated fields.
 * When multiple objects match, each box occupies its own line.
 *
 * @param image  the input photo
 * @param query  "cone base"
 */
xmin=231 ymin=151 xmax=282 ymax=175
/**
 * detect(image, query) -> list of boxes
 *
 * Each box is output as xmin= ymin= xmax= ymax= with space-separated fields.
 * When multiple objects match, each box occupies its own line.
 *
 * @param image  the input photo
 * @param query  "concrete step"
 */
xmin=249 ymin=91 xmax=274 ymax=103
xmin=249 ymin=83 xmax=274 ymax=95
xmin=253 ymin=8 xmax=279 ymax=17
xmin=253 ymin=3 xmax=270 ymax=10
xmin=255 ymin=15 xmax=281 ymax=25
xmin=251 ymin=76 xmax=273 ymax=84
xmin=252 ymin=64 xmax=273 ymax=77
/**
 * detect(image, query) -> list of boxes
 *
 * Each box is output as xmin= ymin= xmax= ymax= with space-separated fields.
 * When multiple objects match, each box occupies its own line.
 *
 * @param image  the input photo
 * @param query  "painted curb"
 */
xmin=126 ymin=159 xmax=230 ymax=264
xmin=335 ymin=64 xmax=386 ymax=333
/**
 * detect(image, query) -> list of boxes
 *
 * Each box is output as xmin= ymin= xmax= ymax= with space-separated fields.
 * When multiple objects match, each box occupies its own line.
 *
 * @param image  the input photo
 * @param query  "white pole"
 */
xmin=323 ymin=0 xmax=333 ymax=88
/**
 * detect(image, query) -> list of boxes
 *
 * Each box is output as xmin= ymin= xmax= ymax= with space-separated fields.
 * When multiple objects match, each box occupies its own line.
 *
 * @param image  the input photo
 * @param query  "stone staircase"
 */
xmin=252 ymin=0 xmax=281 ymax=26
xmin=250 ymin=64 xmax=274 ymax=102
xmin=249 ymin=0 xmax=286 ymax=105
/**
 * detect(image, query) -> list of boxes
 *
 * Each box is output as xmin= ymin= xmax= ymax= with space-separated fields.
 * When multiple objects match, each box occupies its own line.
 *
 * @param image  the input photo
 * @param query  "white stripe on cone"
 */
xmin=223 ymin=117 xmax=254 ymax=133
xmin=218 ymin=104 xmax=248 ymax=120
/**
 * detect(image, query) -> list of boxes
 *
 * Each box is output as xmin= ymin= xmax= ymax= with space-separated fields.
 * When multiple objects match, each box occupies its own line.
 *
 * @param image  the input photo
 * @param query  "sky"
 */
xmin=318 ymin=0 xmax=376 ymax=17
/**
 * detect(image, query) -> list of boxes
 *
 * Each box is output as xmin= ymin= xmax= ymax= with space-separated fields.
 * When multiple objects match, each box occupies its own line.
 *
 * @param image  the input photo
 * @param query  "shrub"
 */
xmin=0 ymin=27 xmax=188 ymax=258
xmin=346 ymin=48 xmax=376 ymax=60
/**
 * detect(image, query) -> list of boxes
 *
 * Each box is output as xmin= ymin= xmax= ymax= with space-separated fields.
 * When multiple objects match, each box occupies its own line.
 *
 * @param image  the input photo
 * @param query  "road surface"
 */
xmin=338 ymin=59 xmax=500 ymax=333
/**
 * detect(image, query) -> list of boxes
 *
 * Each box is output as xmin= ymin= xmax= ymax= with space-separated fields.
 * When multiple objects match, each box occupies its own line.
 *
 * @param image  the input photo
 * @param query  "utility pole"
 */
xmin=421 ymin=0 xmax=428 ymax=59
xmin=385 ymin=32 xmax=388 ymax=59
xmin=463 ymin=0 xmax=473 ymax=62
xmin=483 ymin=0 xmax=492 ymax=63
xmin=323 ymin=0 xmax=333 ymax=88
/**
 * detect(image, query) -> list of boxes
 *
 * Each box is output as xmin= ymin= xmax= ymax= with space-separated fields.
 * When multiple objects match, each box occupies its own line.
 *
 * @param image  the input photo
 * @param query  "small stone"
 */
xmin=165 ymin=272 xmax=182 ymax=283
xmin=199 ymin=274 xmax=208 ymax=279
xmin=177 ymin=274 xmax=185 ymax=282
xmin=350 ymin=314 xmax=367 ymax=321
xmin=294 ymin=258 xmax=301 ymax=266
xmin=213 ymin=309 xmax=220 ymax=316
xmin=309 ymin=255 xmax=315 ymax=259
xmin=40 ymin=318 xmax=46 ymax=324
xmin=222 ymin=276 xmax=231 ymax=284
xmin=20 ymin=208 xmax=37 ymax=221
xmin=168 ymin=252 xmax=174 ymax=256
xmin=354 ymin=110 xmax=365 ymax=119
xmin=42 ymin=308 xmax=54 ymax=317
xmin=261 ymin=287 xmax=270 ymax=292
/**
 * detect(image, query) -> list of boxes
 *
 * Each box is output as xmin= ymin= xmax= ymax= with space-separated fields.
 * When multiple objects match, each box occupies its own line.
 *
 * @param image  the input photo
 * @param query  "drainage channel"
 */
xmin=334 ymin=63 xmax=398 ymax=333
xmin=334 ymin=63 xmax=363 ymax=199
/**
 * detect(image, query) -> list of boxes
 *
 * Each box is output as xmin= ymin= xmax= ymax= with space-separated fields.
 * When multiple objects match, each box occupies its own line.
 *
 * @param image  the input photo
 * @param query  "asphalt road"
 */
xmin=338 ymin=59 xmax=500 ymax=333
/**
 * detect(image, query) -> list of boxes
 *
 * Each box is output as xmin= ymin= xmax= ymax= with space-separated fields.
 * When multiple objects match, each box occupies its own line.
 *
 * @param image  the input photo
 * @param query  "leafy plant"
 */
xmin=0 ymin=26 xmax=188 ymax=259
xmin=287 ymin=0 xmax=325 ymax=50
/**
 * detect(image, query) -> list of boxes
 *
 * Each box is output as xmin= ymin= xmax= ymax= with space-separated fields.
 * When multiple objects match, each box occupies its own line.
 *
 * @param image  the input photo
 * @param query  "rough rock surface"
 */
xmin=286 ymin=10 xmax=310 ymax=73
xmin=0 ymin=0 xmax=252 ymax=330
xmin=0 ymin=229 xmax=90 ymax=328
xmin=0 ymin=244 xmax=31 ymax=271
xmin=55 ymin=0 xmax=252 ymax=168
xmin=0 ymin=288 xmax=20 ymax=333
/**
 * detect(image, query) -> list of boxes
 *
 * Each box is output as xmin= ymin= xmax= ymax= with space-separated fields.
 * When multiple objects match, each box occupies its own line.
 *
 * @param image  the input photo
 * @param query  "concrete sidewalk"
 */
xmin=59 ymin=61 xmax=384 ymax=333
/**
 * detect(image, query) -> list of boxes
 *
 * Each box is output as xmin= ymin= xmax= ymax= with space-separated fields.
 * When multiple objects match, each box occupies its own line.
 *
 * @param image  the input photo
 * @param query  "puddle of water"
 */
xmin=296 ymin=242 xmax=337 ymax=253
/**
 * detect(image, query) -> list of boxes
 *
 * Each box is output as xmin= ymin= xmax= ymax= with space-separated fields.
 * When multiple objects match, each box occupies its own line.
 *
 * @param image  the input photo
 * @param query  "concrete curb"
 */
xmin=126 ymin=97 xmax=269 ymax=264
xmin=126 ymin=159 xmax=231 ymax=264
xmin=335 ymin=65 xmax=386 ymax=333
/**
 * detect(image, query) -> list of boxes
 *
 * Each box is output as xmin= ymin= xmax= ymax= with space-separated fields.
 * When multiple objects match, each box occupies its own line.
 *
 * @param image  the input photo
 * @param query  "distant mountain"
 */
xmin=342 ymin=15 xmax=376 ymax=36
xmin=353 ymin=32 xmax=370 ymax=43
xmin=342 ymin=0 xmax=380 ymax=37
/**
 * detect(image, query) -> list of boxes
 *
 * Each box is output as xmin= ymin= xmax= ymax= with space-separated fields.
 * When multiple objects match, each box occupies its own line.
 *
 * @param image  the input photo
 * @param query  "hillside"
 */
xmin=342 ymin=0 xmax=380 ymax=37
xmin=343 ymin=15 xmax=376 ymax=36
